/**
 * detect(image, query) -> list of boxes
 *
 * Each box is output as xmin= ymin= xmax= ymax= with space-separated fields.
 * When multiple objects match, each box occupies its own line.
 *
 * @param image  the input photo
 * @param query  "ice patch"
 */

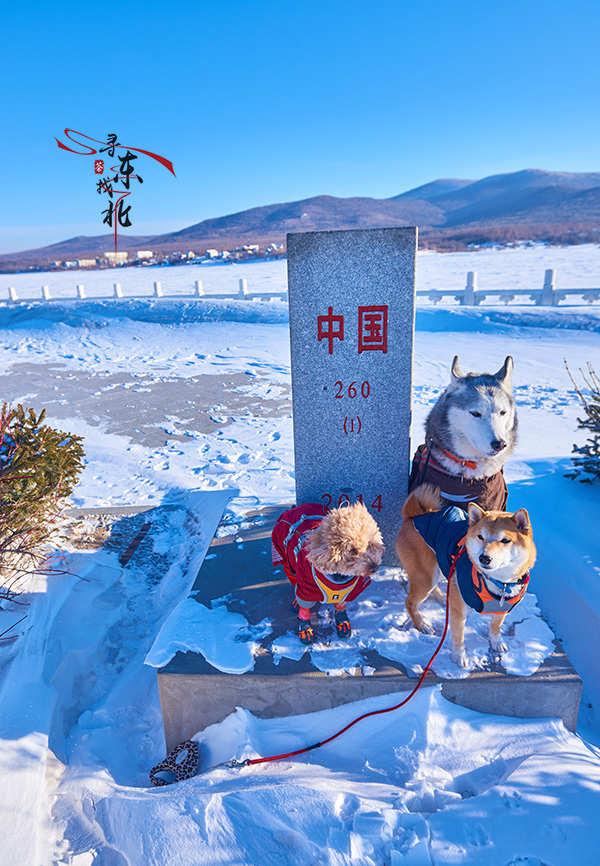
xmin=270 ymin=631 xmax=308 ymax=663
xmin=310 ymin=644 xmax=365 ymax=676
xmin=502 ymin=606 xmax=557 ymax=676
xmin=270 ymin=629 xmax=364 ymax=675
xmin=145 ymin=598 xmax=259 ymax=673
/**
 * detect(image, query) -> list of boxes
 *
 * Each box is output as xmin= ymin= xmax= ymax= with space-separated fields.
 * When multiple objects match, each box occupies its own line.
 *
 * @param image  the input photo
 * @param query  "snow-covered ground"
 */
xmin=1 ymin=247 xmax=600 ymax=865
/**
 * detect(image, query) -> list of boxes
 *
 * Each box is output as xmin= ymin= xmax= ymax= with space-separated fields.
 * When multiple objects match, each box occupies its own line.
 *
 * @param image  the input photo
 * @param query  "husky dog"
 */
xmin=409 ymin=356 xmax=517 ymax=511
xmin=396 ymin=484 xmax=536 ymax=667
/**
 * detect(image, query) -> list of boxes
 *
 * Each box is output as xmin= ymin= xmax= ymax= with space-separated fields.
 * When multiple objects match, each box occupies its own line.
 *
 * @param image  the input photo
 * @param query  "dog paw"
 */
xmin=489 ymin=637 xmax=508 ymax=653
xmin=452 ymin=649 xmax=468 ymax=668
xmin=418 ymin=619 xmax=436 ymax=636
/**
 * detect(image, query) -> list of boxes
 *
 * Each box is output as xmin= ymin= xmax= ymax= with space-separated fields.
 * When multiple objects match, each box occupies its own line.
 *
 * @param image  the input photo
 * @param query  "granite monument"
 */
xmin=287 ymin=227 xmax=417 ymax=562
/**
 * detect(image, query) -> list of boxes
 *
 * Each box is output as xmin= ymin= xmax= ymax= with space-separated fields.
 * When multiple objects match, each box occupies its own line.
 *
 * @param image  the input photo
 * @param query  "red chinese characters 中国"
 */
xmin=358 ymin=305 xmax=388 ymax=354
xmin=317 ymin=306 xmax=344 ymax=355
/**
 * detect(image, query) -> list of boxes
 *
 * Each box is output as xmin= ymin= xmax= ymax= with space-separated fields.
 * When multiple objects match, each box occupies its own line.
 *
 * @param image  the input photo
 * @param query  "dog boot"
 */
xmin=290 ymin=597 xmax=300 ymax=613
xmin=298 ymin=617 xmax=315 ymax=645
xmin=335 ymin=609 xmax=352 ymax=640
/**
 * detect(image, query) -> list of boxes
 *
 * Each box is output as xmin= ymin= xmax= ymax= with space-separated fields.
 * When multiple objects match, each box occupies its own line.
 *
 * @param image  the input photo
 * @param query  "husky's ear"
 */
xmin=512 ymin=508 xmax=531 ymax=534
xmin=468 ymin=502 xmax=486 ymax=526
xmin=494 ymin=356 xmax=514 ymax=387
xmin=450 ymin=355 xmax=467 ymax=386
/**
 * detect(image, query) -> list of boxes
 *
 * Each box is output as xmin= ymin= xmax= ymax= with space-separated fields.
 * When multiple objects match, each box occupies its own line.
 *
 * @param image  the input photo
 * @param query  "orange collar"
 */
xmin=441 ymin=448 xmax=478 ymax=471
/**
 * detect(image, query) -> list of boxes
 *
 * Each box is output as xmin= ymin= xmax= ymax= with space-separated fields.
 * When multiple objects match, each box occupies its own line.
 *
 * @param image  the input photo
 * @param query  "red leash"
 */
xmin=228 ymin=552 xmax=462 ymax=770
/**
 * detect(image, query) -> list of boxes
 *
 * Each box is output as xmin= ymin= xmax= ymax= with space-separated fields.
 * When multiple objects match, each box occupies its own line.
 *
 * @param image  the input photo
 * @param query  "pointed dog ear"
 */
xmin=494 ymin=356 xmax=514 ymax=387
xmin=468 ymin=502 xmax=486 ymax=526
xmin=512 ymin=508 xmax=531 ymax=534
xmin=450 ymin=355 xmax=466 ymax=385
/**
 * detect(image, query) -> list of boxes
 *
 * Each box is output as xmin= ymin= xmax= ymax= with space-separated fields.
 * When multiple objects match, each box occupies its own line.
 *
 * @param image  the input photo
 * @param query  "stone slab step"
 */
xmin=157 ymin=505 xmax=582 ymax=751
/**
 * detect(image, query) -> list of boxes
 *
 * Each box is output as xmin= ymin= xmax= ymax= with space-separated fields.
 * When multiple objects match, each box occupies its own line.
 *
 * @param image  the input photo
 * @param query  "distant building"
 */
xmin=136 ymin=250 xmax=153 ymax=260
xmin=204 ymin=249 xmax=219 ymax=259
xmin=77 ymin=258 xmax=98 ymax=268
xmin=104 ymin=251 xmax=129 ymax=264
xmin=64 ymin=261 xmax=77 ymax=268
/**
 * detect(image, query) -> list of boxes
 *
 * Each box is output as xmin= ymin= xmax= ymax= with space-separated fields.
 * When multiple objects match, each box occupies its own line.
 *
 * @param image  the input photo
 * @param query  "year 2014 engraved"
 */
xmin=321 ymin=493 xmax=383 ymax=512
xmin=334 ymin=381 xmax=371 ymax=399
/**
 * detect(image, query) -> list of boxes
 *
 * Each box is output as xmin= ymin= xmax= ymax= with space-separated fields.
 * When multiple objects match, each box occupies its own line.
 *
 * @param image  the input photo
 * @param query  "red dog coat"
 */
xmin=271 ymin=504 xmax=371 ymax=607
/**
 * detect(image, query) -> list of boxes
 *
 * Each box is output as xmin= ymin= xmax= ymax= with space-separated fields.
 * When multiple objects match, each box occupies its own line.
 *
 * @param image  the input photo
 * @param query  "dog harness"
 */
xmin=271 ymin=504 xmax=371 ymax=606
xmin=413 ymin=505 xmax=529 ymax=615
xmin=409 ymin=443 xmax=509 ymax=511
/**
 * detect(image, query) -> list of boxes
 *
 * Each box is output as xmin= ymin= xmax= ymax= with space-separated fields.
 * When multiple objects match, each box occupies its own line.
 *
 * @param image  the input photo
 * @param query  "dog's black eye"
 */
xmin=499 ymin=410 xmax=507 ymax=416
xmin=477 ymin=534 xmax=484 ymax=541
xmin=470 ymin=411 xmax=481 ymax=417
xmin=500 ymin=538 xmax=511 ymax=544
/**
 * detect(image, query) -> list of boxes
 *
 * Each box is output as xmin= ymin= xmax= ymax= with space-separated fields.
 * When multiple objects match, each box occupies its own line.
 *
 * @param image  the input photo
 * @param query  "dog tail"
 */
xmin=401 ymin=484 xmax=444 ymax=520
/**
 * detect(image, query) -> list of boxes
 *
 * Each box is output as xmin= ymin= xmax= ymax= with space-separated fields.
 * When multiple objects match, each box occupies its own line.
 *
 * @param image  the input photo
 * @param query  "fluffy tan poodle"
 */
xmin=272 ymin=501 xmax=385 ymax=644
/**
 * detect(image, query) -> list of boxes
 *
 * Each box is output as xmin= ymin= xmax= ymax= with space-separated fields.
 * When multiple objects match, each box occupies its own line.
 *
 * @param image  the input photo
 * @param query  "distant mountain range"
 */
xmin=3 ymin=169 xmax=600 ymax=270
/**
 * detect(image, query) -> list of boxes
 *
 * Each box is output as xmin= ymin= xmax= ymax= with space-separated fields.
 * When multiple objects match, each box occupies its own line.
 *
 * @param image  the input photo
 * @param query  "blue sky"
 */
xmin=1 ymin=0 xmax=599 ymax=254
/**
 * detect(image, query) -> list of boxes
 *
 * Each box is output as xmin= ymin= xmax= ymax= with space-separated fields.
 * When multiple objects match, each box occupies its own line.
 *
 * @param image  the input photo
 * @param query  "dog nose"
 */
xmin=491 ymin=439 xmax=506 ymax=452
xmin=479 ymin=553 xmax=491 ymax=567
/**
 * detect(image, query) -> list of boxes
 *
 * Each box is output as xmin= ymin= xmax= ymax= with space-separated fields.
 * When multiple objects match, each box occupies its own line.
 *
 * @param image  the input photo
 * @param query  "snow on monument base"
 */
xmin=155 ymin=507 xmax=582 ymax=752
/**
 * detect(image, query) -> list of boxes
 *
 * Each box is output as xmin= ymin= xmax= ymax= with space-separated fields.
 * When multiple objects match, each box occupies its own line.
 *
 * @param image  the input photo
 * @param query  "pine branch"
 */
xmin=565 ymin=360 xmax=600 ymax=484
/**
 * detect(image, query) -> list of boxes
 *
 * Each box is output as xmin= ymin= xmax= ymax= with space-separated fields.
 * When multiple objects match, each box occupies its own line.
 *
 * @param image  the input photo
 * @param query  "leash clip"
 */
xmin=224 ymin=758 xmax=251 ymax=769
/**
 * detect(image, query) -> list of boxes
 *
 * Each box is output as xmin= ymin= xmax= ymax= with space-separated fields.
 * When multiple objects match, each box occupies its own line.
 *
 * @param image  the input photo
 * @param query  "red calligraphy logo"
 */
xmin=56 ymin=129 xmax=175 ymax=255
xmin=317 ymin=306 xmax=344 ymax=355
xmin=358 ymin=305 xmax=388 ymax=353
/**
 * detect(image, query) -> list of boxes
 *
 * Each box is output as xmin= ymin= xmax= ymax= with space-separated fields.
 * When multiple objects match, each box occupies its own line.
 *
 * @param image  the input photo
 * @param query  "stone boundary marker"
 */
xmin=287 ymin=227 xmax=417 ymax=562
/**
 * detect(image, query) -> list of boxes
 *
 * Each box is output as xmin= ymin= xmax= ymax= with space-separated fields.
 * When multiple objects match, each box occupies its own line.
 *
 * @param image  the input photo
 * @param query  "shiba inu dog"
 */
xmin=396 ymin=484 xmax=536 ymax=667
xmin=409 ymin=356 xmax=517 ymax=511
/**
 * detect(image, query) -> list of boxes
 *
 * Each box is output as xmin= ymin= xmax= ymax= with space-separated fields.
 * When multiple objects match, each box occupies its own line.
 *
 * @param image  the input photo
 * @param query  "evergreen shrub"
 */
xmin=0 ymin=403 xmax=84 ymax=598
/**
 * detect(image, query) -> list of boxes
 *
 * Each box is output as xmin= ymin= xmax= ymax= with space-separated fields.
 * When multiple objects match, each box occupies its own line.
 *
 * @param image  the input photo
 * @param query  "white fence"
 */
xmin=4 ymin=279 xmax=288 ymax=304
xmin=418 ymin=269 xmax=600 ymax=306
xmin=4 ymin=269 xmax=600 ymax=306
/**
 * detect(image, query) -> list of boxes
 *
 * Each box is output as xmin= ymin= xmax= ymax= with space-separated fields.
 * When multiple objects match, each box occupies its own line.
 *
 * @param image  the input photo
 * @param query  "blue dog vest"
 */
xmin=413 ymin=506 xmax=529 ymax=615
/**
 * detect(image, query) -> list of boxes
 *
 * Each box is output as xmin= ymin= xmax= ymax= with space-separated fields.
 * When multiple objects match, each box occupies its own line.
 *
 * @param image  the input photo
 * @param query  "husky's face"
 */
xmin=466 ymin=504 xmax=536 ymax=578
xmin=444 ymin=356 xmax=517 ymax=459
xmin=447 ymin=383 xmax=516 ymax=458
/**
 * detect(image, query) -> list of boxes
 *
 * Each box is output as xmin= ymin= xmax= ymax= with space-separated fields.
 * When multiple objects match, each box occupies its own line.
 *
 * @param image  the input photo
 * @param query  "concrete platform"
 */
xmin=157 ymin=506 xmax=582 ymax=751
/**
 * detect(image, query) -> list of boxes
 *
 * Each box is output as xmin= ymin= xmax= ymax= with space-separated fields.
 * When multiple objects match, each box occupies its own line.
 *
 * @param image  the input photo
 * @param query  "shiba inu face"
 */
xmin=466 ymin=503 xmax=536 ymax=581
